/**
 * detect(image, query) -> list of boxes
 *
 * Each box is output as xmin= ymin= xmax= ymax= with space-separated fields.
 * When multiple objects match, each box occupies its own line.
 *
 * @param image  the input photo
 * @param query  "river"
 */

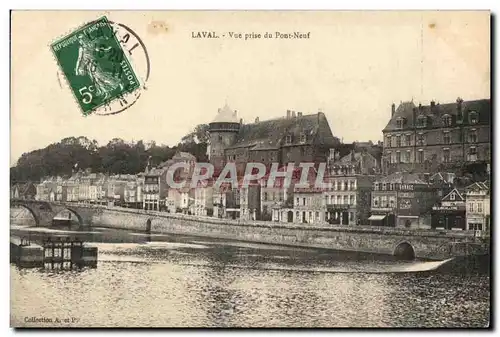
xmin=10 ymin=223 xmax=490 ymax=328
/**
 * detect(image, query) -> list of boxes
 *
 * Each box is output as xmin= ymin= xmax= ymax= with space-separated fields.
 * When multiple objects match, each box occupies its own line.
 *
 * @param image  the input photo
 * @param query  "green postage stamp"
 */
xmin=51 ymin=16 xmax=141 ymax=116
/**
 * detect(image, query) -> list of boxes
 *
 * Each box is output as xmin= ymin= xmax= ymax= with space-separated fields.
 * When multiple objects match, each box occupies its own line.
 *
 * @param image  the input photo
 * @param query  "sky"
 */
xmin=10 ymin=11 xmax=490 ymax=166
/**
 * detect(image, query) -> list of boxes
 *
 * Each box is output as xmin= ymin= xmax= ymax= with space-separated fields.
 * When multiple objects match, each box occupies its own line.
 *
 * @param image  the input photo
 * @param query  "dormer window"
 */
xmin=442 ymin=114 xmax=452 ymax=127
xmin=299 ymin=133 xmax=306 ymax=143
xmin=417 ymin=115 xmax=427 ymax=128
xmin=285 ymin=134 xmax=292 ymax=144
xmin=396 ymin=117 xmax=405 ymax=129
xmin=469 ymin=111 xmax=478 ymax=124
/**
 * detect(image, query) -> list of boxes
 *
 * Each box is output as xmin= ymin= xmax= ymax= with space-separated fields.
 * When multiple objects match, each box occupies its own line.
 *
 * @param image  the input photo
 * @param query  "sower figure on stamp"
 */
xmin=75 ymin=34 xmax=124 ymax=101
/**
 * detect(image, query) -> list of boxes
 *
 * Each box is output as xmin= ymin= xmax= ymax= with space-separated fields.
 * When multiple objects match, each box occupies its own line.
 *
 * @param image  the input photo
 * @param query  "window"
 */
xmin=386 ymin=136 xmax=392 ymax=148
xmin=443 ymin=148 xmax=450 ymax=163
xmin=405 ymin=150 xmax=411 ymax=163
xmin=382 ymin=183 xmax=386 ymax=191
xmin=468 ymin=146 xmax=477 ymax=162
xmin=417 ymin=149 xmax=424 ymax=163
xmin=387 ymin=152 xmax=392 ymax=164
xmin=325 ymin=196 xmax=328 ymax=204
xmin=396 ymin=151 xmax=401 ymax=163
xmin=315 ymin=211 xmax=320 ymax=220
xmin=296 ymin=197 xmax=299 ymax=205
xmin=344 ymin=181 xmax=348 ymax=190
xmin=416 ymin=133 xmax=425 ymax=145
xmin=443 ymin=131 xmax=450 ymax=145
xmin=374 ymin=183 xmax=379 ymax=191
xmin=349 ymin=195 xmax=354 ymax=205
xmin=405 ymin=134 xmax=411 ymax=146
xmin=330 ymin=195 xmax=334 ymax=204
xmin=302 ymin=197 xmax=306 ymax=206
xmin=396 ymin=118 xmax=405 ymax=129
xmin=396 ymin=135 xmax=401 ymax=147
xmin=442 ymin=114 xmax=452 ymax=127
xmin=286 ymin=134 xmax=292 ymax=144
xmin=469 ymin=111 xmax=478 ymax=124
xmin=389 ymin=197 xmax=395 ymax=208
xmin=450 ymin=192 xmax=455 ymax=201
xmin=373 ymin=197 xmax=379 ymax=207
xmin=300 ymin=133 xmax=306 ymax=143
xmin=381 ymin=196 xmax=388 ymax=207
xmin=264 ymin=192 xmax=268 ymax=201
xmin=350 ymin=181 xmax=355 ymax=190
xmin=469 ymin=202 xmax=474 ymax=212
xmin=343 ymin=195 xmax=348 ymax=204
xmin=469 ymin=129 xmax=477 ymax=143
xmin=478 ymin=203 xmax=483 ymax=213
xmin=417 ymin=115 xmax=427 ymax=128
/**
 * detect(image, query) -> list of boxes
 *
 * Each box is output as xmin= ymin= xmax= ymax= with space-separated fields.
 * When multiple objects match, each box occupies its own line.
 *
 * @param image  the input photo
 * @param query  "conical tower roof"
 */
xmin=211 ymin=103 xmax=239 ymax=123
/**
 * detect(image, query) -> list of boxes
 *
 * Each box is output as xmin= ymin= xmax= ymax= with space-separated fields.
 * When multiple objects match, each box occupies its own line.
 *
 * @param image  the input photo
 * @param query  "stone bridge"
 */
xmin=10 ymin=199 xmax=102 ymax=227
xmin=10 ymin=199 xmax=490 ymax=260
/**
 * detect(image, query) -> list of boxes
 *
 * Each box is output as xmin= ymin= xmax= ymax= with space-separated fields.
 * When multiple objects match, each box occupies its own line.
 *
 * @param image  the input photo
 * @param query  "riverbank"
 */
xmin=91 ymin=207 xmax=489 ymax=260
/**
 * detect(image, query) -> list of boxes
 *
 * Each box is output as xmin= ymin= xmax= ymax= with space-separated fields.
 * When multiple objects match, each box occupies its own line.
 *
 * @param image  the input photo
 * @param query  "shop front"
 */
xmin=368 ymin=207 xmax=396 ymax=227
xmin=431 ymin=206 xmax=466 ymax=230
xmin=326 ymin=204 xmax=351 ymax=225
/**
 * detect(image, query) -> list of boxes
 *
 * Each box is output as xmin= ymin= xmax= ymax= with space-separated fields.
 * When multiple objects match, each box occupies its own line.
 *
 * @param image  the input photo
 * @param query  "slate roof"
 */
xmin=15 ymin=182 xmax=36 ymax=195
xmin=227 ymin=112 xmax=337 ymax=150
xmin=430 ymin=172 xmax=456 ymax=184
xmin=173 ymin=151 xmax=197 ymax=161
xmin=466 ymin=181 xmax=490 ymax=193
xmin=442 ymin=188 xmax=465 ymax=202
xmin=375 ymin=172 xmax=427 ymax=185
xmin=383 ymin=98 xmax=491 ymax=132
xmin=145 ymin=168 xmax=166 ymax=176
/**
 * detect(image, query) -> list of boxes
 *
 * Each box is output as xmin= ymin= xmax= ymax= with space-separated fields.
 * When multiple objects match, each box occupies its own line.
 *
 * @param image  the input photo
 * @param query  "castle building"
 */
xmin=382 ymin=98 xmax=491 ymax=174
xmin=208 ymin=104 xmax=340 ymax=175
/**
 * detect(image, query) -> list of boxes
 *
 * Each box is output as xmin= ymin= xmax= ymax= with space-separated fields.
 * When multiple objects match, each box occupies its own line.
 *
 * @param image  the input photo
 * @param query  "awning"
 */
xmin=368 ymin=215 xmax=386 ymax=221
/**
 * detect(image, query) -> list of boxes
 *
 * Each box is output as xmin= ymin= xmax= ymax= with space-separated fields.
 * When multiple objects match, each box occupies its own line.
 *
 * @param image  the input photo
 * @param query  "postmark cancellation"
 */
xmin=51 ymin=16 xmax=141 ymax=116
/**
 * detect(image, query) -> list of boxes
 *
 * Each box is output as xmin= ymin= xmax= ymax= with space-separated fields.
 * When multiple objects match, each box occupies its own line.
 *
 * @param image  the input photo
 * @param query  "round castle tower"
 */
xmin=208 ymin=103 xmax=240 ymax=173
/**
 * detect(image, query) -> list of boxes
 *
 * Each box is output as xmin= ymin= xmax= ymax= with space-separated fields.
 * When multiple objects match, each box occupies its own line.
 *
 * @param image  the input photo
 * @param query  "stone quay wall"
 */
xmin=92 ymin=207 xmax=488 ymax=260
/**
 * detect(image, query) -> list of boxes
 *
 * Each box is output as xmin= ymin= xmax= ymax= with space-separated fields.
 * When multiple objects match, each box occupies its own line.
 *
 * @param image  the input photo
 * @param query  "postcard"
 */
xmin=10 ymin=10 xmax=491 ymax=328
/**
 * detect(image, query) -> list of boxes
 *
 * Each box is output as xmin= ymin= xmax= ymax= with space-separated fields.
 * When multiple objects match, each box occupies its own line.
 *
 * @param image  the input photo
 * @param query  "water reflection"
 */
xmin=10 ymin=225 xmax=490 ymax=327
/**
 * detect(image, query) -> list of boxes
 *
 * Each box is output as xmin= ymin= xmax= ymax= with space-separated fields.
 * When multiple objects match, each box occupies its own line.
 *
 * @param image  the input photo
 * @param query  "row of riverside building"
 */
xmin=14 ymin=97 xmax=491 ymax=234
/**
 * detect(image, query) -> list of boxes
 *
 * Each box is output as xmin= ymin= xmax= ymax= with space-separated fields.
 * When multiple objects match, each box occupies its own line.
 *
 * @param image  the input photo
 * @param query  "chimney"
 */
xmin=418 ymin=103 xmax=422 ymax=111
xmin=286 ymin=109 xmax=291 ymax=119
xmin=255 ymin=117 xmax=259 ymax=123
xmin=391 ymin=103 xmax=396 ymax=117
xmin=292 ymin=110 xmax=296 ymax=118
xmin=457 ymin=97 xmax=463 ymax=116
xmin=413 ymin=107 xmax=418 ymax=123
xmin=297 ymin=112 xmax=302 ymax=117
xmin=239 ymin=118 xmax=243 ymax=125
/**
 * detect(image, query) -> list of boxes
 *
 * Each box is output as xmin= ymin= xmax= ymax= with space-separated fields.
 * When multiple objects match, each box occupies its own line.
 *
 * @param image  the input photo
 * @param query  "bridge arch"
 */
xmin=53 ymin=207 xmax=83 ymax=226
xmin=393 ymin=241 xmax=416 ymax=260
xmin=10 ymin=204 xmax=40 ymax=226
